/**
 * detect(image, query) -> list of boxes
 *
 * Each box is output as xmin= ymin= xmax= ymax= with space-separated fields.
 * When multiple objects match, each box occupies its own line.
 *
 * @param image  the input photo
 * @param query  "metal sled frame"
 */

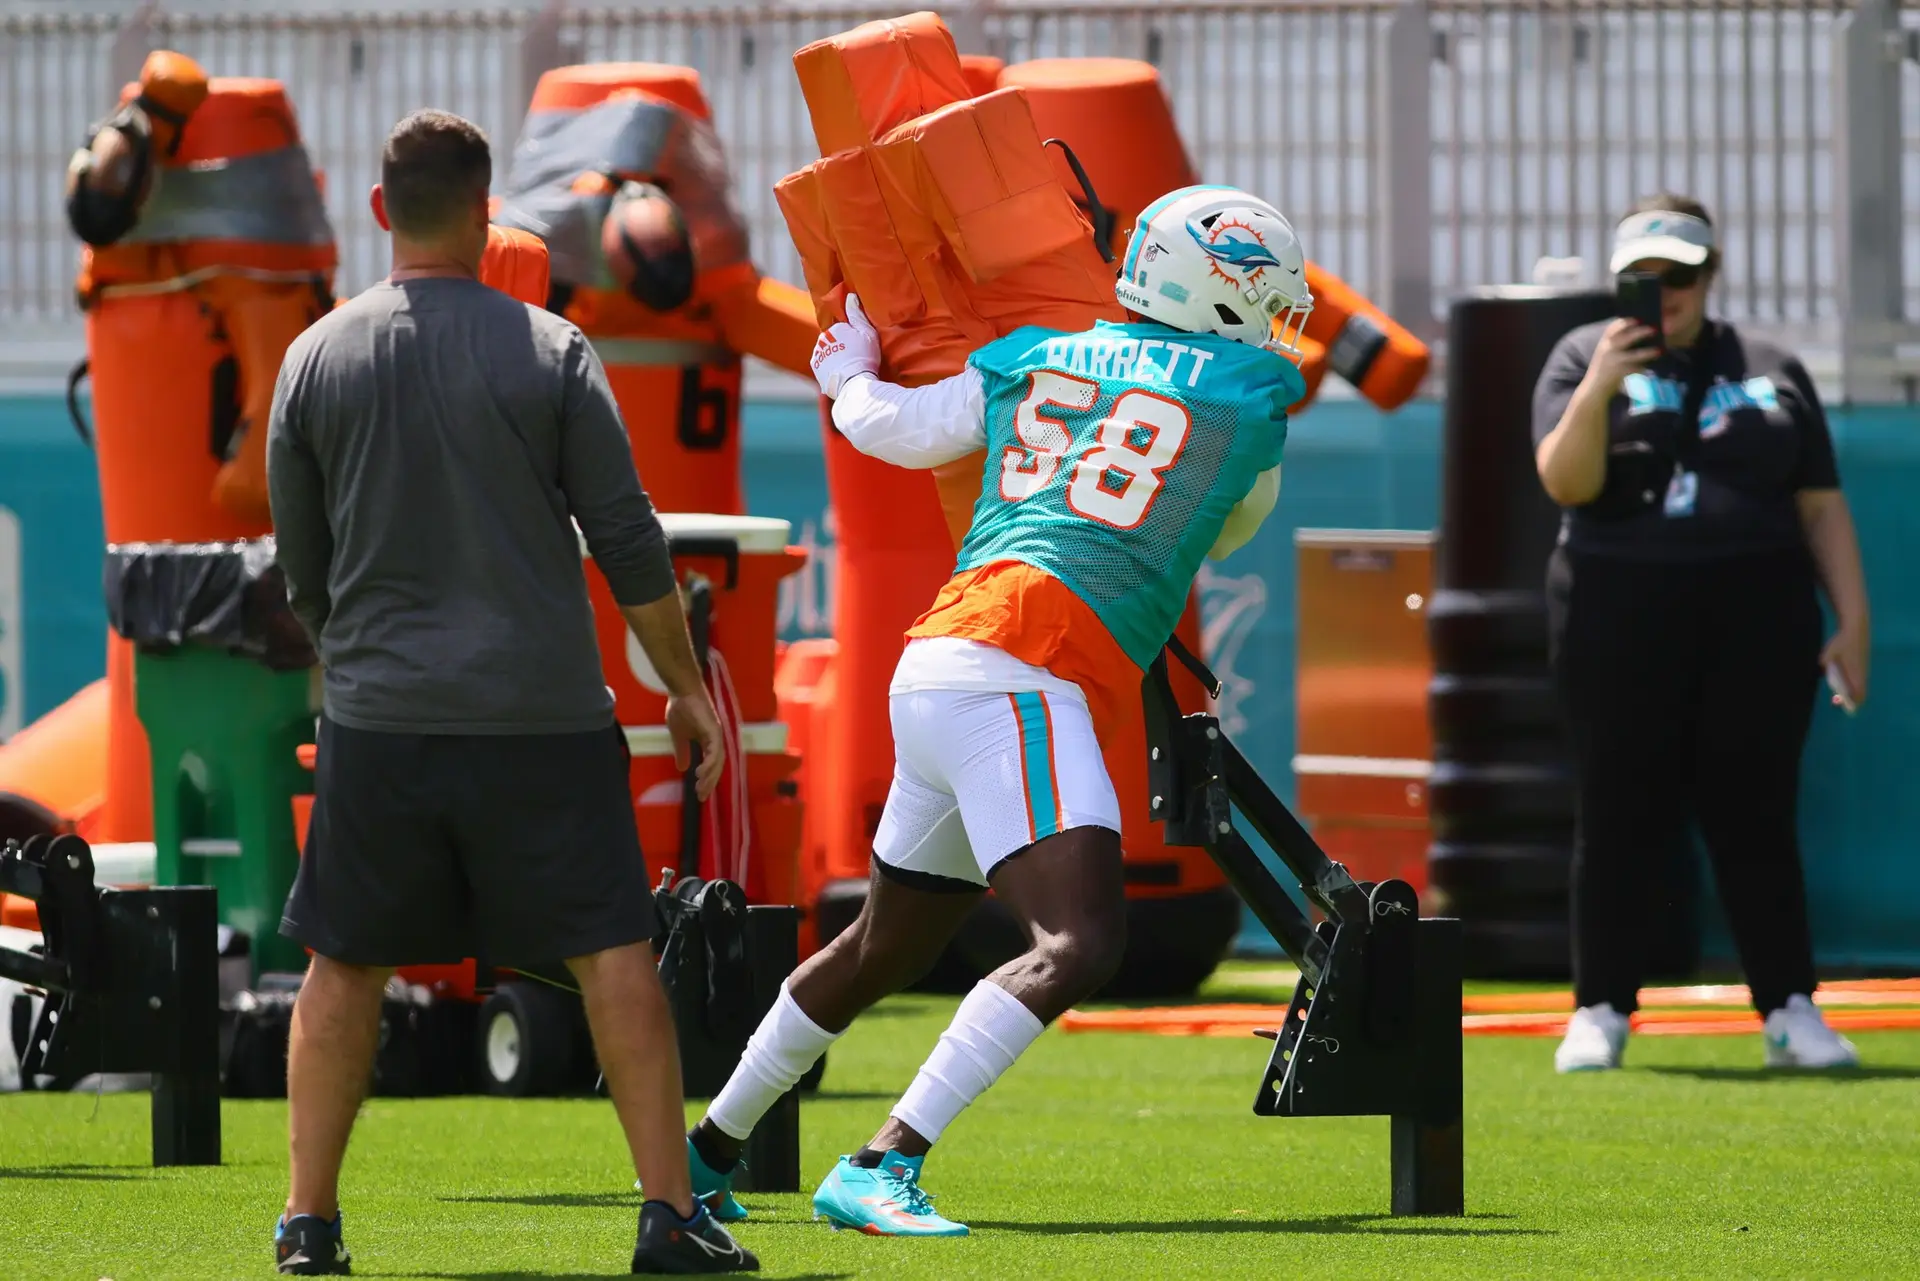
xmin=1143 ymin=640 xmax=1464 ymax=1216
xmin=0 ymin=833 xmax=222 ymax=1166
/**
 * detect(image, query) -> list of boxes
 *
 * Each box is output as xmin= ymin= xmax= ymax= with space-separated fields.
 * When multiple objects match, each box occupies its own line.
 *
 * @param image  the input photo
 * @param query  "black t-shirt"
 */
xmin=1531 ymin=319 xmax=1840 ymax=561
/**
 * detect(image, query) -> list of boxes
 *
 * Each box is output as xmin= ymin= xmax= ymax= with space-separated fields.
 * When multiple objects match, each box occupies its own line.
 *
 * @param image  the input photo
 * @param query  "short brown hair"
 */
xmin=1624 ymin=192 xmax=1720 ymax=274
xmin=380 ymin=109 xmax=491 ymax=237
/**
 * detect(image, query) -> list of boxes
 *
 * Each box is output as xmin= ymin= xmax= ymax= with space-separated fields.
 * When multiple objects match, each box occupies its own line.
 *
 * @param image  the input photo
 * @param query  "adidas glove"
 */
xmin=809 ymin=293 xmax=880 ymax=399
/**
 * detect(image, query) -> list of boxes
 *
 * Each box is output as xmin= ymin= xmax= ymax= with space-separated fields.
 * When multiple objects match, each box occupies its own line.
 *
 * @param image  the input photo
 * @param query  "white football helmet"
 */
xmin=1114 ymin=185 xmax=1314 ymax=363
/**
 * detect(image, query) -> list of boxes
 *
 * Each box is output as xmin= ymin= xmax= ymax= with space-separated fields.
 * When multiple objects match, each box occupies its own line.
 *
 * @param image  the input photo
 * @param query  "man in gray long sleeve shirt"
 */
xmin=269 ymin=270 xmax=676 ymax=734
xmin=265 ymin=109 xmax=755 ymax=1277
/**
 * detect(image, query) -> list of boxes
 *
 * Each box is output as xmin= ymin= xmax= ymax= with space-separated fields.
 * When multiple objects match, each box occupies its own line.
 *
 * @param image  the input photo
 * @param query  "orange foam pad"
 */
xmin=0 ymin=678 xmax=111 ymax=836
xmin=480 ymin=224 xmax=552 ymax=307
xmin=777 ymin=89 xmax=1096 ymax=333
xmin=792 ymin=11 xmax=974 ymax=156
xmin=782 ymin=12 xmax=1114 ymax=345
xmin=1302 ymin=263 xmax=1429 ymax=409
xmin=208 ymin=280 xmax=329 ymax=526
xmin=134 ymin=50 xmax=211 ymax=153
xmin=528 ymin=62 xmax=710 ymax=119
xmin=710 ymin=275 xmax=820 ymax=377
xmin=1058 ymin=982 xmax=1920 ymax=1037
xmin=958 ymin=54 xmax=1004 ymax=97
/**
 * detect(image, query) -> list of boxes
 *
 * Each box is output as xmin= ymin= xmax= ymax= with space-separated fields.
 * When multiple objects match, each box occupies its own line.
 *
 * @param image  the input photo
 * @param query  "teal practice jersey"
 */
xmin=957 ymin=319 xmax=1303 ymax=669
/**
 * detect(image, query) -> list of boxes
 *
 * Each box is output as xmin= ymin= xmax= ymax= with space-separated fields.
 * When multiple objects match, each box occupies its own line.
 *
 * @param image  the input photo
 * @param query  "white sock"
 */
xmin=705 ymin=982 xmax=841 ymax=1141
xmin=889 ymin=980 xmax=1045 ymax=1145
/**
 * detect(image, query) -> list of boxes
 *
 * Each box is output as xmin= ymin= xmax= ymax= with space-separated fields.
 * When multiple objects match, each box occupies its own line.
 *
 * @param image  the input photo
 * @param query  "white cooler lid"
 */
xmin=578 ymin=513 xmax=792 ymax=558
xmin=624 ymin=722 xmax=789 ymax=757
xmin=90 ymin=841 xmax=158 ymax=887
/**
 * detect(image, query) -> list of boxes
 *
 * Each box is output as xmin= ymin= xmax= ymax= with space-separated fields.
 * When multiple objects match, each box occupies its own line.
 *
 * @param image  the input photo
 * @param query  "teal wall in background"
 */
xmin=2 ymin=394 xmax=1914 ymax=971
xmin=0 ymin=396 xmax=108 ymax=735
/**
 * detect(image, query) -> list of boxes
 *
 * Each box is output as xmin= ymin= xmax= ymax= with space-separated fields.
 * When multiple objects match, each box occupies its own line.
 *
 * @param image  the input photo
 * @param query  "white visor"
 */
xmin=1609 ymin=210 xmax=1715 ymax=275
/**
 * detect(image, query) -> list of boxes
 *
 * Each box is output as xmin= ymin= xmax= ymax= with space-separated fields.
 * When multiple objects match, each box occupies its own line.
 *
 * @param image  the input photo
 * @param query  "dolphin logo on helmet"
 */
xmin=1190 ymin=224 xmax=1284 ymax=275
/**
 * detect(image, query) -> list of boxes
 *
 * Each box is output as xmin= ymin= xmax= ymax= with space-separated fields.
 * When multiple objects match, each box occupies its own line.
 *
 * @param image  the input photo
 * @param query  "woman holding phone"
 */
xmin=1531 ymin=194 xmax=1871 ymax=1073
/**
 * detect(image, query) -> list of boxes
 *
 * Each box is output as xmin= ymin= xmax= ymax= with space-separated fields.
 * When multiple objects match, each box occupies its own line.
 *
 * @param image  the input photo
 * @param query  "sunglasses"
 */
xmin=1635 ymin=264 xmax=1704 ymax=290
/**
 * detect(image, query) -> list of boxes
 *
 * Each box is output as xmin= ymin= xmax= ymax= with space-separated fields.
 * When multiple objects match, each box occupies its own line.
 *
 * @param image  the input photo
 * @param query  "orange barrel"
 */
xmin=584 ymin=514 xmax=807 ymax=730
xmin=626 ymin=723 xmax=802 ymax=906
xmin=80 ymin=70 xmax=334 ymax=843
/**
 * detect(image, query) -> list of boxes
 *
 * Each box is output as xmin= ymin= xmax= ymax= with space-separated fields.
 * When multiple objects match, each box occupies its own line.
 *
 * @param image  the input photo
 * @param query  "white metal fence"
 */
xmin=3 ymin=2 xmax=1915 ymax=394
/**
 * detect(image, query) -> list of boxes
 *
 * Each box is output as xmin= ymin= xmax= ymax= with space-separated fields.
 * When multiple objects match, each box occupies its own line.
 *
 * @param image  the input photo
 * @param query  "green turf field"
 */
xmin=3 ymin=965 xmax=1918 ymax=1280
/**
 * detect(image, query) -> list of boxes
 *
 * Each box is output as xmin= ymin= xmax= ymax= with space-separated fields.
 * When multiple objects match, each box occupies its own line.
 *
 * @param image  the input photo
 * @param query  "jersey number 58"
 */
xmin=999 ymin=371 xmax=1191 ymax=530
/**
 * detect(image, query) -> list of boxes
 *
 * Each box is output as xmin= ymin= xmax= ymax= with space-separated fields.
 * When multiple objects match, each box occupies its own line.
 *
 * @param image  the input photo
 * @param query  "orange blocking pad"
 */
xmin=1057 ymin=980 xmax=1920 ymax=1038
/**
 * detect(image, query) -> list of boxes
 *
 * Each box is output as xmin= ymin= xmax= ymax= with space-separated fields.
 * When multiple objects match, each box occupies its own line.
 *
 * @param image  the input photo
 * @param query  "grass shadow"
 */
xmin=1642 ymin=1065 xmax=1920 ymax=1082
xmin=442 ymin=1192 xmax=633 ymax=1209
xmin=0 ymin=1164 xmax=142 ymax=1182
xmin=970 ymin=1213 xmax=1546 ymax=1238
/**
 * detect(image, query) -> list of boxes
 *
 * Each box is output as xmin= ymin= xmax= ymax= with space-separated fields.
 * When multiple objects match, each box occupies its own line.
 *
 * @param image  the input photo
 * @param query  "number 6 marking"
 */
xmin=1000 ymin=370 xmax=1099 ymax=501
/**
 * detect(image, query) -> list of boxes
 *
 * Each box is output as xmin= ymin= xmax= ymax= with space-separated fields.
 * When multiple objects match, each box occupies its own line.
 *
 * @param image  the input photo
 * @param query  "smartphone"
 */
xmin=1827 ymin=661 xmax=1858 ymax=715
xmin=1615 ymin=271 xmax=1666 ymax=353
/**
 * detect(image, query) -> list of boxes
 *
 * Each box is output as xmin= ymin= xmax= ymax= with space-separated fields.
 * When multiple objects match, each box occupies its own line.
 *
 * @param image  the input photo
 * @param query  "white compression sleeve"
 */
xmin=889 ymin=980 xmax=1046 ymax=1145
xmin=830 ymin=367 xmax=987 ymax=468
xmin=704 ymin=982 xmax=841 ymax=1141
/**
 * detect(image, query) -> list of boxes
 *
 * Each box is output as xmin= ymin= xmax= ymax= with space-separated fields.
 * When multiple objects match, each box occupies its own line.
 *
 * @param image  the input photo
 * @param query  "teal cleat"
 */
xmin=634 ymin=1138 xmax=748 ymax=1223
xmin=690 ymin=1136 xmax=749 ymax=1223
xmin=811 ymin=1152 xmax=969 ymax=1237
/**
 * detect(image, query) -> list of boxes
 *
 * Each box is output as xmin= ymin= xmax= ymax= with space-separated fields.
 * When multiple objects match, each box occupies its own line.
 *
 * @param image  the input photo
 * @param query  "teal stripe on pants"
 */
xmin=1013 ymin=691 xmax=1060 ymax=841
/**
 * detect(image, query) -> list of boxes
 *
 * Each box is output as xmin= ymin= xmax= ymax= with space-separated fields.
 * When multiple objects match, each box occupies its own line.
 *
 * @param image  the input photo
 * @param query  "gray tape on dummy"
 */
xmin=1326 ymin=311 xmax=1390 ymax=387
xmin=123 ymin=145 xmax=334 ymax=248
xmin=494 ymin=95 xmax=750 ymax=291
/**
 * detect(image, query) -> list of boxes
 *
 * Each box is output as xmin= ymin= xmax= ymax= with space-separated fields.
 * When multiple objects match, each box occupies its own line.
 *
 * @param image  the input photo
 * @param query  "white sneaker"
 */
xmin=1763 ymin=994 xmax=1859 ymax=1069
xmin=1555 ymin=1002 xmax=1631 ymax=1073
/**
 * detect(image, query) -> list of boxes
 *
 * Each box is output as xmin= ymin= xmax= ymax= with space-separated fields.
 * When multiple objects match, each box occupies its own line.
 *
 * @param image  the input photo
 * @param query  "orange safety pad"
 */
xmin=958 ymin=54 xmax=1004 ymax=97
xmin=0 ymin=678 xmax=111 ymax=839
xmin=1301 ymin=263 xmax=1430 ymax=410
xmin=880 ymin=89 xmax=1094 ymax=285
xmin=792 ymin=11 xmax=974 ymax=157
xmin=778 ymin=13 xmax=1119 ymax=386
xmin=479 ymin=224 xmax=552 ymax=307
xmin=529 ymin=62 xmax=711 ymax=119
xmin=1058 ymin=980 xmax=1920 ymax=1037
xmin=710 ymin=275 xmax=820 ymax=376
xmin=207 ymin=279 xmax=328 ymax=525
xmin=133 ymin=50 xmax=211 ymax=154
